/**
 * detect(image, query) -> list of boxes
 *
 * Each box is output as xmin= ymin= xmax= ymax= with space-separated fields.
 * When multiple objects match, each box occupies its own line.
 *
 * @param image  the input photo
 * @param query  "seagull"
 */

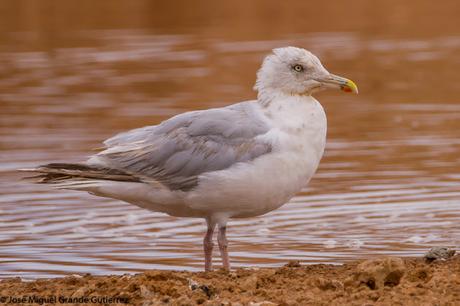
xmin=22 ymin=47 xmax=358 ymax=271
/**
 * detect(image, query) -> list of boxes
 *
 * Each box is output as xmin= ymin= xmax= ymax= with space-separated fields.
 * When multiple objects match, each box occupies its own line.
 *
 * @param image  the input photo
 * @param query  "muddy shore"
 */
xmin=1 ymin=255 xmax=459 ymax=305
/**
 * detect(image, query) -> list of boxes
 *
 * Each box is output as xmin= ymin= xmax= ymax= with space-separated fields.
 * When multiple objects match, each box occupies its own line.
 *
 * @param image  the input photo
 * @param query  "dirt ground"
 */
xmin=1 ymin=255 xmax=459 ymax=306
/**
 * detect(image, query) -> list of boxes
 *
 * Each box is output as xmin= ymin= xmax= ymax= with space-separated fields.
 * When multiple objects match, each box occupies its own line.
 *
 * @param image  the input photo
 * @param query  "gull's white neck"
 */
xmin=257 ymin=88 xmax=327 ymax=162
xmin=258 ymin=89 xmax=324 ymax=128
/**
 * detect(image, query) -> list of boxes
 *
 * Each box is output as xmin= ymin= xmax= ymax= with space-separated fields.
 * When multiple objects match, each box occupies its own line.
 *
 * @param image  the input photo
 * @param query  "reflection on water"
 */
xmin=1 ymin=0 xmax=460 ymax=278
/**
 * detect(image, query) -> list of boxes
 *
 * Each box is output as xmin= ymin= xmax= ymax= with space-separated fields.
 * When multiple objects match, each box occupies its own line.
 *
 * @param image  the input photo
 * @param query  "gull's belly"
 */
xmin=185 ymin=143 xmax=323 ymax=219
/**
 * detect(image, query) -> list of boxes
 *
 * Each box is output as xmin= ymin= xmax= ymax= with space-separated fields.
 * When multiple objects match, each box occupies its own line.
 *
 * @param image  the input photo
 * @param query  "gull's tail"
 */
xmin=20 ymin=163 xmax=169 ymax=210
xmin=19 ymin=163 xmax=141 ymax=189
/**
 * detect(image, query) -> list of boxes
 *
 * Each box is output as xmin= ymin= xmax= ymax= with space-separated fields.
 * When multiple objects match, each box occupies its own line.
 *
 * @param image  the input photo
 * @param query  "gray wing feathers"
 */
xmin=94 ymin=102 xmax=271 ymax=191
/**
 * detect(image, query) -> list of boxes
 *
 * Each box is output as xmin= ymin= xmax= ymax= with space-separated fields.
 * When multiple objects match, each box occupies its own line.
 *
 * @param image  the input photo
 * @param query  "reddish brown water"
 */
xmin=1 ymin=1 xmax=459 ymax=278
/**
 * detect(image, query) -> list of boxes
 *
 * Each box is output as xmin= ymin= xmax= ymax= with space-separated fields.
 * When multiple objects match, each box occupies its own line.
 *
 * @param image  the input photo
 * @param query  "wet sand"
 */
xmin=1 ymin=254 xmax=459 ymax=305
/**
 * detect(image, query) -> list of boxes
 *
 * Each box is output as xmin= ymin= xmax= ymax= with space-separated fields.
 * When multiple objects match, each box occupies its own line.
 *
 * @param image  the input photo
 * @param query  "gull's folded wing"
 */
xmin=91 ymin=102 xmax=272 ymax=191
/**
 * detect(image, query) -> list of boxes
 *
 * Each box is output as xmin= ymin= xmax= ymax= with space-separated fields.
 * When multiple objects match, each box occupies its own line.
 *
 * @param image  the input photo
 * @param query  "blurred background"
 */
xmin=0 ymin=0 xmax=459 ymax=278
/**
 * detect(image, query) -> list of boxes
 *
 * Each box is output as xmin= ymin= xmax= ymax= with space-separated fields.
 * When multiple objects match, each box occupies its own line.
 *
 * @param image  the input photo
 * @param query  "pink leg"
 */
xmin=203 ymin=219 xmax=216 ymax=272
xmin=217 ymin=225 xmax=230 ymax=270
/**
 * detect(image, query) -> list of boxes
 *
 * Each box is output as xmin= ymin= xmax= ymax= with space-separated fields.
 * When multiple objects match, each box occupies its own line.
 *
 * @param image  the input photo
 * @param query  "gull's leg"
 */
xmin=217 ymin=224 xmax=230 ymax=270
xmin=204 ymin=218 xmax=216 ymax=272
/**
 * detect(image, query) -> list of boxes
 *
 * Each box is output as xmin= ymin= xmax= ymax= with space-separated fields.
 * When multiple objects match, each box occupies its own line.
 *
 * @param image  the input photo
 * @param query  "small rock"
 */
xmin=249 ymin=301 xmax=277 ymax=306
xmin=346 ymin=257 xmax=405 ymax=290
xmin=315 ymin=277 xmax=344 ymax=291
xmin=188 ymin=278 xmax=200 ymax=290
xmin=71 ymin=286 xmax=88 ymax=297
xmin=140 ymin=285 xmax=154 ymax=299
xmin=199 ymin=284 xmax=213 ymax=298
xmin=188 ymin=278 xmax=214 ymax=298
xmin=424 ymin=247 xmax=456 ymax=262
xmin=241 ymin=275 xmax=259 ymax=291
xmin=284 ymin=260 xmax=301 ymax=268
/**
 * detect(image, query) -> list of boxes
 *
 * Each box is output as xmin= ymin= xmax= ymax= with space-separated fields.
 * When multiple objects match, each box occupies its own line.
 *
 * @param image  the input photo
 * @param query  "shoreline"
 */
xmin=1 ymin=255 xmax=459 ymax=305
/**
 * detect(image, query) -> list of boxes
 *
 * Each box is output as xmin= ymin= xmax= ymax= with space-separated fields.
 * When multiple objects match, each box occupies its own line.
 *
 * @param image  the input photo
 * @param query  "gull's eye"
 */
xmin=293 ymin=64 xmax=304 ymax=72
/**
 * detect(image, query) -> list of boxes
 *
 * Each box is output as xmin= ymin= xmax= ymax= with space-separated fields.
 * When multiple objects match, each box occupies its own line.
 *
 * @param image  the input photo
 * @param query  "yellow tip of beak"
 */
xmin=342 ymin=79 xmax=358 ymax=94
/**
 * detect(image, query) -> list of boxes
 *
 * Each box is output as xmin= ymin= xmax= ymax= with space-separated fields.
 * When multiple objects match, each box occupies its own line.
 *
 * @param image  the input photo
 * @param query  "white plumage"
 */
xmin=23 ymin=46 xmax=358 ymax=271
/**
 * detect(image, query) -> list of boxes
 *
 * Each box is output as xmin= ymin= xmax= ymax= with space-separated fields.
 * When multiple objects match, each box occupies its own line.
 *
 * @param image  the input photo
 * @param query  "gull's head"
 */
xmin=255 ymin=46 xmax=358 ymax=97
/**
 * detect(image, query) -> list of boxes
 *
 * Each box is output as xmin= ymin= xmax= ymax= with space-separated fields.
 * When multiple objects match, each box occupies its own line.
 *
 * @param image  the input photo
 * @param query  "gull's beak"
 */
xmin=316 ymin=74 xmax=359 ymax=94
